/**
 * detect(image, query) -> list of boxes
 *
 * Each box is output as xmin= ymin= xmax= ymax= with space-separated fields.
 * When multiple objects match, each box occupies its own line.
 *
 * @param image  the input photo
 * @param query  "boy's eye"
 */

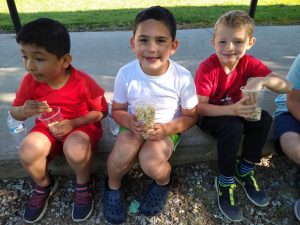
xmin=234 ymin=40 xmax=244 ymax=44
xmin=21 ymin=55 xmax=27 ymax=59
xmin=157 ymin=39 xmax=166 ymax=43
xmin=138 ymin=38 xmax=147 ymax=43
xmin=36 ymin=58 xmax=45 ymax=61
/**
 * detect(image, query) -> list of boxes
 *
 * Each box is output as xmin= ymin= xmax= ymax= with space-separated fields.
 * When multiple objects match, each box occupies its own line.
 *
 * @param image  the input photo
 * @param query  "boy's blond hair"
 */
xmin=213 ymin=10 xmax=254 ymax=38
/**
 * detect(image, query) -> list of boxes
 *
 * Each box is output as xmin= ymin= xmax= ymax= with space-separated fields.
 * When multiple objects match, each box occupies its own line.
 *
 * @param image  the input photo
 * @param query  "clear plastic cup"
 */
xmin=240 ymin=86 xmax=266 ymax=121
xmin=38 ymin=106 xmax=64 ymax=129
xmin=134 ymin=101 xmax=155 ymax=139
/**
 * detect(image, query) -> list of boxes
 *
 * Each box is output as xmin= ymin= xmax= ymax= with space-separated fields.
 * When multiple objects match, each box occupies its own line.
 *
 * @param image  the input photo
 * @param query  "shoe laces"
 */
xmin=248 ymin=170 xmax=260 ymax=191
xmin=219 ymin=183 xmax=237 ymax=206
xmin=28 ymin=186 xmax=50 ymax=208
xmin=74 ymin=184 xmax=92 ymax=207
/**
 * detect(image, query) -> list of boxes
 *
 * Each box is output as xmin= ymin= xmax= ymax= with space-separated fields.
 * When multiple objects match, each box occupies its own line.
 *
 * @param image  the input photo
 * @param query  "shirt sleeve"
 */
xmin=248 ymin=55 xmax=272 ymax=78
xmin=85 ymin=76 xmax=108 ymax=113
xmin=12 ymin=74 xmax=32 ymax=106
xmin=180 ymin=72 xmax=198 ymax=109
xmin=113 ymin=69 xmax=128 ymax=104
xmin=287 ymin=54 xmax=300 ymax=90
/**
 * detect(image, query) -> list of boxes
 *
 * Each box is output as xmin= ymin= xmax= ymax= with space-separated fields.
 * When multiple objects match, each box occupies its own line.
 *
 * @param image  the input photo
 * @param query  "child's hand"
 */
xmin=232 ymin=97 xmax=257 ymax=119
xmin=22 ymin=100 xmax=51 ymax=117
xmin=49 ymin=119 xmax=74 ymax=140
xmin=146 ymin=123 xmax=167 ymax=141
xmin=128 ymin=115 xmax=145 ymax=135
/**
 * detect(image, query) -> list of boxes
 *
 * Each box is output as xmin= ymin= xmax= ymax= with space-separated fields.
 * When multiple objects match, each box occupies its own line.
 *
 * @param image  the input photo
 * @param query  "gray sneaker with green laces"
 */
xmin=235 ymin=161 xmax=270 ymax=207
xmin=214 ymin=177 xmax=243 ymax=222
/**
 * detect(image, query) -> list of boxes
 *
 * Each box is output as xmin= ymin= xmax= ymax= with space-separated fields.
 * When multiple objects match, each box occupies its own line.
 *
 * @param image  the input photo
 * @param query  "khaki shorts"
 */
xmin=118 ymin=126 xmax=181 ymax=151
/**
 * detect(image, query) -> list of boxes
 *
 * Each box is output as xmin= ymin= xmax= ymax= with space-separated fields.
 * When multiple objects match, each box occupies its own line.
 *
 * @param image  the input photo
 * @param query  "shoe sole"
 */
xmin=214 ymin=177 xmax=242 ymax=222
xmin=294 ymin=199 xmax=300 ymax=221
xmin=234 ymin=176 xmax=269 ymax=207
xmin=23 ymin=177 xmax=59 ymax=224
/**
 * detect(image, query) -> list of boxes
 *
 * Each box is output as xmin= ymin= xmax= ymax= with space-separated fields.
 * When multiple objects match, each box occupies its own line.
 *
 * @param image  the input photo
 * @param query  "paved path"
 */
xmin=0 ymin=25 xmax=299 ymax=177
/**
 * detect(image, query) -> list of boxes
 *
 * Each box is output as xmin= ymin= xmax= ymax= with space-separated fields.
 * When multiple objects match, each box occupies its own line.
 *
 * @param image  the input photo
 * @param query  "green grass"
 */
xmin=1 ymin=0 xmax=299 ymax=33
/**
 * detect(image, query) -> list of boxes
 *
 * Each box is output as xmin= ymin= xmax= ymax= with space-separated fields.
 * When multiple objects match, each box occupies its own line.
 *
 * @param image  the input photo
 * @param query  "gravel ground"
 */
xmin=0 ymin=154 xmax=299 ymax=225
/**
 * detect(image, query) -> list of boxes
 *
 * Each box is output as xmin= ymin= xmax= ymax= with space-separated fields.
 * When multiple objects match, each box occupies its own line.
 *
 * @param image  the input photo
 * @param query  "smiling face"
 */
xmin=212 ymin=24 xmax=256 ymax=72
xmin=20 ymin=43 xmax=71 ymax=88
xmin=130 ymin=19 xmax=179 ymax=76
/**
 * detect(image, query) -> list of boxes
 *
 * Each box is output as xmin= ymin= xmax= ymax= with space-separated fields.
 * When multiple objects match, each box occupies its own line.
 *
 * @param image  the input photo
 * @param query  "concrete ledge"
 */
xmin=0 ymin=116 xmax=276 ymax=179
xmin=0 ymin=91 xmax=277 ymax=179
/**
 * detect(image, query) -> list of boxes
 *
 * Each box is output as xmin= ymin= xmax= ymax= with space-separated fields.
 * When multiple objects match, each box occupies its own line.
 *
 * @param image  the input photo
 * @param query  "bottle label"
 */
xmin=9 ymin=124 xmax=25 ymax=134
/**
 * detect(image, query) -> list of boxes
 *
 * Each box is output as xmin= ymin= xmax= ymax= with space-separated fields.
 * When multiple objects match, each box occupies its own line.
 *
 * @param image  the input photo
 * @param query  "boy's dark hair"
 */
xmin=16 ymin=18 xmax=70 ymax=59
xmin=133 ymin=6 xmax=177 ymax=41
xmin=213 ymin=10 xmax=255 ymax=38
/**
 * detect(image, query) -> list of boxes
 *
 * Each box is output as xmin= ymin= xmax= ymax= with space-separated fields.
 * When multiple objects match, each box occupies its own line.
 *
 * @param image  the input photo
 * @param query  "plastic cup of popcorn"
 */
xmin=240 ymin=86 xmax=266 ymax=121
xmin=134 ymin=101 xmax=155 ymax=139
xmin=39 ymin=106 xmax=63 ymax=130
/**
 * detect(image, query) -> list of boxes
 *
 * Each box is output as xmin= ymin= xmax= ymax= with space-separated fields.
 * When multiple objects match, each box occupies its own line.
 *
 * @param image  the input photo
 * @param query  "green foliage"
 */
xmin=1 ymin=0 xmax=300 ymax=33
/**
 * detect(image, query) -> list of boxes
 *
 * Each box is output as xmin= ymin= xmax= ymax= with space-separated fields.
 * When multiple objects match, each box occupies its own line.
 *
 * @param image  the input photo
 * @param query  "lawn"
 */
xmin=1 ymin=0 xmax=299 ymax=32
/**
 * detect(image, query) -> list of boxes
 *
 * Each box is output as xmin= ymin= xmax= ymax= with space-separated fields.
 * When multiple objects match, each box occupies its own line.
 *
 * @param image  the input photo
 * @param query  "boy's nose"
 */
xmin=26 ymin=59 xmax=36 ymax=71
xmin=225 ymin=42 xmax=234 ymax=51
xmin=147 ymin=41 xmax=157 ymax=52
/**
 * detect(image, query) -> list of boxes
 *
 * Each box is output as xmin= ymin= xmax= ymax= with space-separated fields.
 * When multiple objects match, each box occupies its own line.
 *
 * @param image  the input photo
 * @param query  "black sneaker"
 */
xmin=72 ymin=178 xmax=94 ymax=222
xmin=214 ymin=177 xmax=243 ymax=222
xmin=23 ymin=176 xmax=58 ymax=223
xmin=235 ymin=162 xmax=270 ymax=207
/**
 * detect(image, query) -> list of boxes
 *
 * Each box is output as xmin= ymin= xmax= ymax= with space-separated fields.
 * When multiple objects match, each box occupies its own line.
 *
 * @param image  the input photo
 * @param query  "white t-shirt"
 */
xmin=113 ymin=59 xmax=198 ymax=124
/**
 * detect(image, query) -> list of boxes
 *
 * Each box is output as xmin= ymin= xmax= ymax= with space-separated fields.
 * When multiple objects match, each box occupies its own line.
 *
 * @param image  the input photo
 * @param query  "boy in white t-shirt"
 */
xmin=102 ymin=6 xmax=198 ymax=224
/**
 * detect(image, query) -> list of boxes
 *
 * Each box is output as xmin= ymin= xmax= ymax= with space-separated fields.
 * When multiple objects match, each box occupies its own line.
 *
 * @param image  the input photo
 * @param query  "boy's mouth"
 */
xmin=144 ymin=56 xmax=159 ymax=62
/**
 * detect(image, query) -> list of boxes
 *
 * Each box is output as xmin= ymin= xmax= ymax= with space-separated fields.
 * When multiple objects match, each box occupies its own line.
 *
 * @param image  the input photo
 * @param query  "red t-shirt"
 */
xmin=194 ymin=54 xmax=272 ymax=105
xmin=13 ymin=65 xmax=108 ymax=129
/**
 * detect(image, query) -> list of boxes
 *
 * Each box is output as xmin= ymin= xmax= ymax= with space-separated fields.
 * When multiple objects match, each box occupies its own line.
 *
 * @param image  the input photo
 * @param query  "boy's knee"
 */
xmin=19 ymin=138 xmax=49 ymax=163
xmin=64 ymin=132 xmax=90 ymax=155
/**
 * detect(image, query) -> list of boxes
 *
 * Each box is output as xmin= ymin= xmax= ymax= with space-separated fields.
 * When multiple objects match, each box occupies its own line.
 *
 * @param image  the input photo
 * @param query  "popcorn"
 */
xmin=134 ymin=102 xmax=155 ymax=139
xmin=248 ymin=107 xmax=262 ymax=121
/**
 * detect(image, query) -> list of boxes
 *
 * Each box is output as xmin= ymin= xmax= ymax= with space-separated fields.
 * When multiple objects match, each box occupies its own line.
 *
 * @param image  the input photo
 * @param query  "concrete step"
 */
xmin=0 ymin=90 xmax=277 ymax=179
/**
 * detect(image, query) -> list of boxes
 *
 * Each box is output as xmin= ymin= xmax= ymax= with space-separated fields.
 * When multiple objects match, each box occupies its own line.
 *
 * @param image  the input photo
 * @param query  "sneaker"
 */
xmin=235 ymin=162 xmax=270 ymax=207
xmin=72 ymin=178 xmax=94 ymax=222
xmin=294 ymin=199 xmax=300 ymax=221
xmin=23 ymin=176 xmax=58 ymax=223
xmin=214 ymin=177 xmax=243 ymax=222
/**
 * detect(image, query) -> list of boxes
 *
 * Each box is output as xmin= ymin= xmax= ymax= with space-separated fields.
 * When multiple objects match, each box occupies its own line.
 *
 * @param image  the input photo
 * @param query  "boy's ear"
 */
xmin=211 ymin=38 xmax=216 ymax=48
xmin=130 ymin=36 xmax=135 ymax=50
xmin=61 ymin=54 xmax=72 ymax=69
xmin=170 ymin=39 xmax=179 ymax=55
xmin=247 ymin=37 xmax=256 ymax=50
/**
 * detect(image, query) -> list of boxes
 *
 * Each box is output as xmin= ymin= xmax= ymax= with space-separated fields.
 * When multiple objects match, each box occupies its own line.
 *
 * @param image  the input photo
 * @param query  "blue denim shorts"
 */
xmin=273 ymin=112 xmax=300 ymax=140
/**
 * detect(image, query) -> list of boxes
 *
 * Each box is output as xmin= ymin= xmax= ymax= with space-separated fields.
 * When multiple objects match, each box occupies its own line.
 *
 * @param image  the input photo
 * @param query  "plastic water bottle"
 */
xmin=7 ymin=111 xmax=27 ymax=148
xmin=108 ymin=102 xmax=119 ymax=138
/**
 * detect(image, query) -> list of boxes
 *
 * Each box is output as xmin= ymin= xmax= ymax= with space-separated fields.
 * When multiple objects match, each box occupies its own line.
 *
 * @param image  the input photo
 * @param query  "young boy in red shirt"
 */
xmin=10 ymin=18 xmax=108 ymax=223
xmin=194 ymin=10 xmax=291 ymax=222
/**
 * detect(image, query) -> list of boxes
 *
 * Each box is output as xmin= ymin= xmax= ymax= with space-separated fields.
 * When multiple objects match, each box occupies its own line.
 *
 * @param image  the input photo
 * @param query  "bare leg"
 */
xmin=63 ymin=131 xmax=92 ymax=184
xmin=107 ymin=131 xmax=143 ymax=190
xmin=280 ymin=132 xmax=300 ymax=165
xmin=139 ymin=137 xmax=173 ymax=185
xmin=19 ymin=132 xmax=52 ymax=187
